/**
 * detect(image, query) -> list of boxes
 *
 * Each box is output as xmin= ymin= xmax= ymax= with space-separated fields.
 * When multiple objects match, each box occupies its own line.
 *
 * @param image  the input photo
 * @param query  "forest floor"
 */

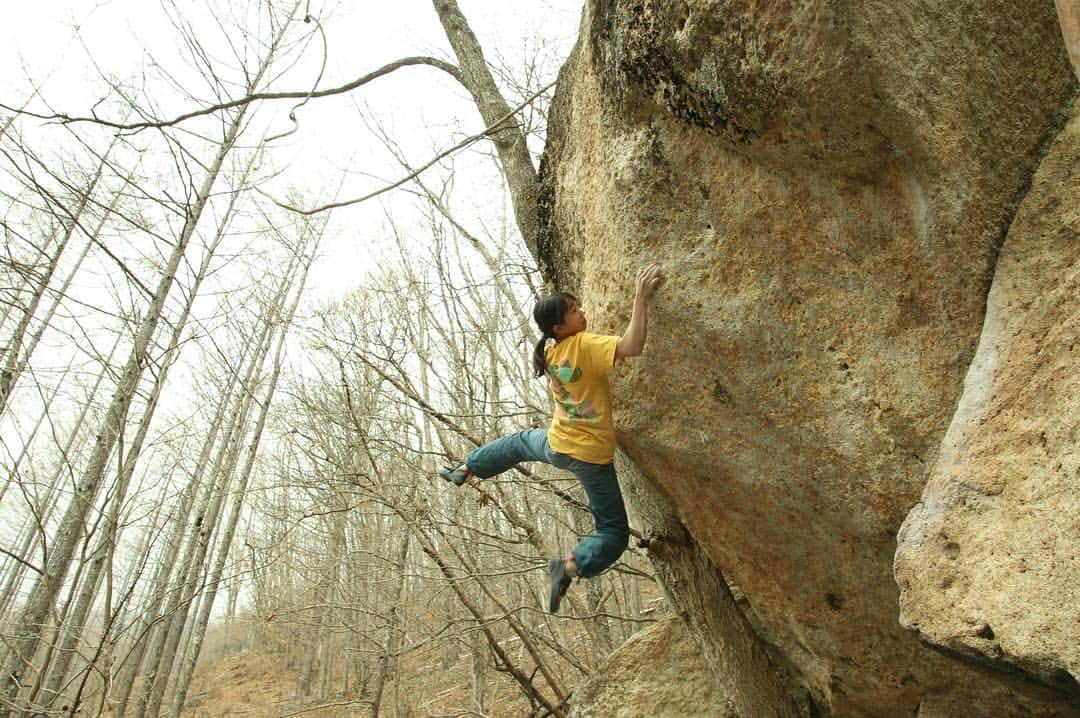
xmin=180 ymin=637 xmax=554 ymax=717
xmin=181 ymin=651 xmax=301 ymax=717
xmin=179 ymin=586 xmax=665 ymax=716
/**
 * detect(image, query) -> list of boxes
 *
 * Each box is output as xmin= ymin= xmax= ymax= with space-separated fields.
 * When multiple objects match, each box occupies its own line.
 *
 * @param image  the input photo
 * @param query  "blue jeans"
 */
xmin=466 ymin=429 xmax=629 ymax=578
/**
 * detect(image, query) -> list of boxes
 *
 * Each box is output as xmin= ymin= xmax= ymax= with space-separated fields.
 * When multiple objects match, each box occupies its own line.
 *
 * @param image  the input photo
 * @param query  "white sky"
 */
xmin=0 ymin=0 xmax=584 ymax=300
xmin=0 ymin=1 xmax=585 ymax=608
xmin=1 ymin=1 xmax=582 ymax=103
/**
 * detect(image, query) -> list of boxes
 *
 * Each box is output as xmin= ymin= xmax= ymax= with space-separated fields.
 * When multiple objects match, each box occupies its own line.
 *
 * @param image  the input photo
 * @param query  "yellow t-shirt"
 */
xmin=545 ymin=332 xmax=620 ymax=464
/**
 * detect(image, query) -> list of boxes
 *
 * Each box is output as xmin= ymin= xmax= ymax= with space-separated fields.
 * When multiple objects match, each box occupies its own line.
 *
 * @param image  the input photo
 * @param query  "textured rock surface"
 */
xmin=540 ymin=0 xmax=1079 ymax=715
xmin=568 ymin=616 xmax=733 ymax=718
xmin=1059 ymin=0 xmax=1080 ymax=79
xmin=615 ymin=456 xmax=811 ymax=716
xmin=895 ymin=98 xmax=1080 ymax=692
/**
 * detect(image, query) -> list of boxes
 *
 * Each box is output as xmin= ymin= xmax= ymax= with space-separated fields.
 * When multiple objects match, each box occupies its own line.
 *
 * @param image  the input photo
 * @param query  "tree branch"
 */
xmin=262 ymin=78 xmax=557 ymax=216
xmin=0 ymin=547 xmax=44 ymax=576
xmin=0 ymin=56 xmax=461 ymax=132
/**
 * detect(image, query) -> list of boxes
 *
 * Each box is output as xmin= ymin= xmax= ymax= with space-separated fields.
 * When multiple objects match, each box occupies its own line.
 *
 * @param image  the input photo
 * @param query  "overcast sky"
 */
xmin=1 ymin=1 xmax=582 ymax=104
xmin=1 ymin=0 xmax=584 ymax=300
xmin=0 ymin=0 xmax=588 ymax=563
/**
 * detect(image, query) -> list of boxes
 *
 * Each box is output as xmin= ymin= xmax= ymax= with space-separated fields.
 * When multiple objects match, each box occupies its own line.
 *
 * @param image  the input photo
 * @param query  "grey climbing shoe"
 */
xmin=438 ymin=463 xmax=470 ymax=486
xmin=548 ymin=559 xmax=572 ymax=613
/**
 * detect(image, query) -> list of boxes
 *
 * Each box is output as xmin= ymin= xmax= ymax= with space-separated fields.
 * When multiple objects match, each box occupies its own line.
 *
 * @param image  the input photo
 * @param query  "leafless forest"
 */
xmin=0 ymin=1 xmax=659 ymax=716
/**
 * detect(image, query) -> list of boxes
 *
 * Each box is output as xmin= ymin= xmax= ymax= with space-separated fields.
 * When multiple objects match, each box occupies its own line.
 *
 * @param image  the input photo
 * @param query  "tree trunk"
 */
xmin=0 ymin=142 xmax=114 ymax=415
xmin=167 ymin=231 xmax=317 ymax=718
xmin=109 ymin=466 xmax=202 ymax=717
xmin=297 ymin=502 xmax=345 ymax=700
xmin=431 ymin=0 xmax=542 ymax=262
xmin=369 ymin=502 xmax=411 ymax=718
xmin=77 ymin=493 xmax=170 ymax=718
xmin=0 ymin=81 xmax=255 ymax=718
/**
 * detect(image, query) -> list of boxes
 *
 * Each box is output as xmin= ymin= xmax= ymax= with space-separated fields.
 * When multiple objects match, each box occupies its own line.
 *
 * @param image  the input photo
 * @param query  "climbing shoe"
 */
xmin=548 ymin=559 xmax=572 ymax=613
xmin=438 ymin=463 xmax=471 ymax=486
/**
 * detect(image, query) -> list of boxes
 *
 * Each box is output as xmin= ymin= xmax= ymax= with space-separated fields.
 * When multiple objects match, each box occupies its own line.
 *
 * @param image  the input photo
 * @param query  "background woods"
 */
xmin=0 ymin=1 xmax=660 ymax=716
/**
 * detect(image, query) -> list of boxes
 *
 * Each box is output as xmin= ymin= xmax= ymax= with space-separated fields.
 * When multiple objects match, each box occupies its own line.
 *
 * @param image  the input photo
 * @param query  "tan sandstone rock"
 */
xmin=1059 ymin=0 xmax=1080 ymax=80
xmin=540 ymin=0 xmax=1078 ymax=715
xmin=568 ymin=616 xmax=733 ymax=718
xmin=895 ymin=98 xmax=1080 ymax=692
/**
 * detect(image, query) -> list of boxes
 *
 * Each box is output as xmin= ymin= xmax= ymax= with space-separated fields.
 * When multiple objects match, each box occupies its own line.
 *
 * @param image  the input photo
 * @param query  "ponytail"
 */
xmin=531 ymin=292 xmax=576 ymax=379
xmin=533 ymin=336 xmax=552 ymax=378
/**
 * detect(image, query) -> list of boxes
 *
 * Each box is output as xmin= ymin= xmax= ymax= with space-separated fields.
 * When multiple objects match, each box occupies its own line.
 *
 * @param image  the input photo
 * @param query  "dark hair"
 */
xmin=532 ymin=292 xmax=576 ymax=378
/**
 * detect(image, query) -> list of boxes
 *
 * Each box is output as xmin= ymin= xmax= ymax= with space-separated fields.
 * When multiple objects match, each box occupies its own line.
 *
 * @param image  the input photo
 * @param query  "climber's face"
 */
xmin=553 ymin=299 xmax=587 ymax=339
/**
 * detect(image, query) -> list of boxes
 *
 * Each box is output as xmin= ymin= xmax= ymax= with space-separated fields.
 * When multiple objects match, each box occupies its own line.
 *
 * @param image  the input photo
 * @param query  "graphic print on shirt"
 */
xmin=548 ymin=360 xmax=598 ymax=422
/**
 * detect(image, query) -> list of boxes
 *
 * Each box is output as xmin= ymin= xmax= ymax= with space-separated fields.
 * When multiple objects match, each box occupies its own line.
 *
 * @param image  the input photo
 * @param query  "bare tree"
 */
xmin=0 ymin=4 xmax=666 ymax=717
xmin=0 ymin=24 xmax=288 ymax=716
xmin=165 ymin=217 xmax=322 ymax=718
xmin=0 ymin=134 xmax=125 ymax=416
xmin=431 ymin=0 xmax=544 ymax=261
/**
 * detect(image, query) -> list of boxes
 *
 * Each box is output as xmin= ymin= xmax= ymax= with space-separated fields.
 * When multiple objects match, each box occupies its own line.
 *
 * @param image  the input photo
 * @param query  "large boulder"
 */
xmin=539 ymin=0 xmax=1079 ymax=715
xmin=568 ymin=616 xmax=733 ymax=718
xmin=894 ymin=98 xmax=1080 ymax=693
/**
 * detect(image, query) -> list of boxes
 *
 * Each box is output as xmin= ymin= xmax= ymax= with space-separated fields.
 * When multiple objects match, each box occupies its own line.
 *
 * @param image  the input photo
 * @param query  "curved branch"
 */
xmin=0 ymin=56 xmax=462 ymax=131
xmin=0 ymin=547 xmax=44 ymax=576
xmin=262 ymin=78 xmax=557 ymax=216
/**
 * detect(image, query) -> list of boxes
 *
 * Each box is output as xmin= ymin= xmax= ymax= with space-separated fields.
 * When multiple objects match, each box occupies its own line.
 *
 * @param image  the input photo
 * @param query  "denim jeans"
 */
xmin=466 ymin=429 xmax=629 ymax=578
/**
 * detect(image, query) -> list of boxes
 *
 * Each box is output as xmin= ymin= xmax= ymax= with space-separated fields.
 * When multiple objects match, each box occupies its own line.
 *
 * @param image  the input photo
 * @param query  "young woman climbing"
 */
xmin=439 ymin=264 xmax=663 ymax=613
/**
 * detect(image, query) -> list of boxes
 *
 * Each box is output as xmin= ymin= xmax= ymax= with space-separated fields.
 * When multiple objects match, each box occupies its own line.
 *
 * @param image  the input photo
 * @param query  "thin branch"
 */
xmin=0 ymin=57 xmax=461 ymax=131
xmin=261 ymin=78 xmax=557 ymax=216
xmin=0 ymin=547 xmax=44 ymax=576
xmin=277 ymin=698 xmax=374 ymax=718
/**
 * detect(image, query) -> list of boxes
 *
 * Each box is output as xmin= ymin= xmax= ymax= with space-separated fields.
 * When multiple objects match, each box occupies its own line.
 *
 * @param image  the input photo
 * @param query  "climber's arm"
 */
xmin=615 ymin=264 xmax=663 ymax=361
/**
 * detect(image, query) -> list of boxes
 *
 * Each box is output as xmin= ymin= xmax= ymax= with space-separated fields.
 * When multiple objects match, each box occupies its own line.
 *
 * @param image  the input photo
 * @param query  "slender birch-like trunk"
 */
xmin=0 ymin=93 xmax=247 ymax=718
xmin=0 ymin=149 xmax=109 ymax=415
xmin=166 ymin=232 xmax=317 ymax=718
xmin=368 ymin=493 xmax=412 ymax=718
xmin=108 ymin=470 xmax=201 ymax=717
xmin=296 ymin=500 xmax=344 ymax=700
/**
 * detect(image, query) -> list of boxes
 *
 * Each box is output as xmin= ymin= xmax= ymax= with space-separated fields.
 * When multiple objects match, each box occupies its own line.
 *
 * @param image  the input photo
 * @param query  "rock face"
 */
xmin=539 ymin=1 xmax=1079 ymax=715
xmin=894 ymin=98 xmax=1080 ymax=692
xmin=1059 ymin=0 xmax=1080 ymax=79
xmin=568 ymin=616 xmax=733 ymax=718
